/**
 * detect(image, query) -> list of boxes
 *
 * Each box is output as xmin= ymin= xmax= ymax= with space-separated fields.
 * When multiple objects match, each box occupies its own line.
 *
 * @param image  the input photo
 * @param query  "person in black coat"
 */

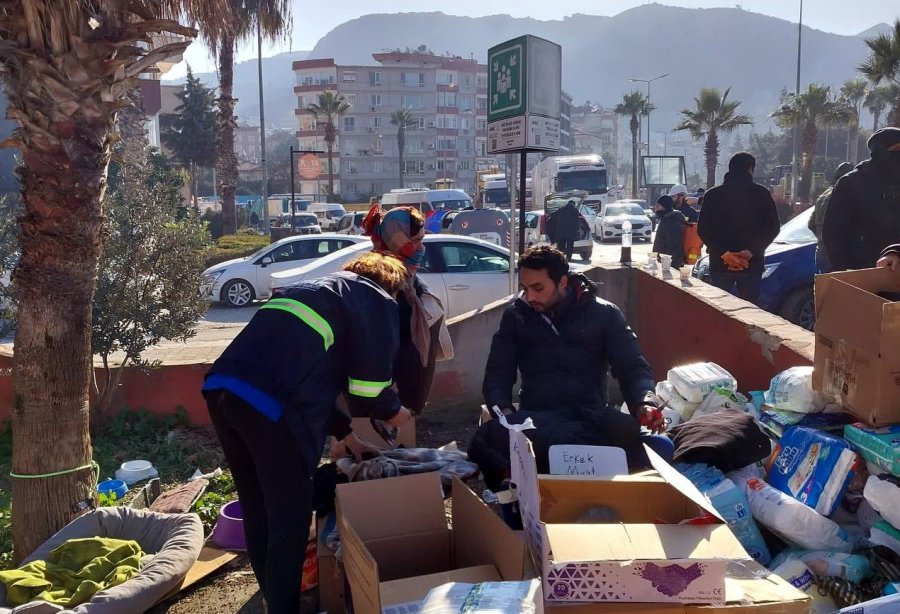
xmin=469 ymin=245 xmax=664 ymax=490
xmin=822 ymin=127 xmax=900 ymax=272
xmin=546 ymin=199 xmax=581 ymax=260
xmin=698 ymin=152 xmax=780 ymax=304
xmin=651 ymin=195 xmax=687 ymax=269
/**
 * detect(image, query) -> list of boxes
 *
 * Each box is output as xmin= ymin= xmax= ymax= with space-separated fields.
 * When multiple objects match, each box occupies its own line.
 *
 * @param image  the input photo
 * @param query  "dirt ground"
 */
xmin=149 ymin=403 xmax=484 ymax=614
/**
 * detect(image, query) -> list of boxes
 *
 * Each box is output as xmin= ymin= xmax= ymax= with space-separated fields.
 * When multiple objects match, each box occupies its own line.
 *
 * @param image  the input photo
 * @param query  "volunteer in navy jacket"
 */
xmin=202 ymin=252 xmax=412 ymax=614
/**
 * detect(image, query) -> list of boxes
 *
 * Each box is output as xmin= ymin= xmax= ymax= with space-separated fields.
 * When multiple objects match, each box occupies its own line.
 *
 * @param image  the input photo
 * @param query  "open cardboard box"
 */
xmin=813 ymin=267 xmax=900 ymax=425
xmin=509 ymin=429 xmax=750 ymax=605
xmin=336 ymin=471 xmax=536 ymax=614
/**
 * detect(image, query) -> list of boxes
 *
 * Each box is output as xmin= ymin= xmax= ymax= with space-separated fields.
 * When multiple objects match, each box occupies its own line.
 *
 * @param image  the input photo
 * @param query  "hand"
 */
xmin=637 ymin=405 xmax=665 ymax=434
xmin=386 ymin=406 xmax=411 ymax=427
xmin=877 ymin=253 xmax=900 ymax=271
xmin=339 ymin=432 xmax=383 ymax=461
xmin=737 ymin=250 xmax=753 ymax=260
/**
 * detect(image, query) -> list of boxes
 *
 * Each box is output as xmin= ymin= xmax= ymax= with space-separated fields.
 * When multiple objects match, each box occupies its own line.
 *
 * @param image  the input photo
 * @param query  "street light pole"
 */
xmin=629 ymin=73 xmax=669 ymax=155
xmin=790 ymin=0 xmax=803 ymax=206
xmin=257 ymin=19 xmax=269 ymax=235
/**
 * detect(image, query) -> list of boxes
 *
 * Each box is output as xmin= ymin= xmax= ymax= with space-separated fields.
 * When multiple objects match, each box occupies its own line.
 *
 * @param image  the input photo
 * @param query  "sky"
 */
xmin=164 ymin=0 xmax=897 ymax=80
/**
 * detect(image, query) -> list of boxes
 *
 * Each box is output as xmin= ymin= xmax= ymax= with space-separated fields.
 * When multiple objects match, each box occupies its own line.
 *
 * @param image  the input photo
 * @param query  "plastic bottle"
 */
xmin=620 ymin=219 xmax=632 ymax=264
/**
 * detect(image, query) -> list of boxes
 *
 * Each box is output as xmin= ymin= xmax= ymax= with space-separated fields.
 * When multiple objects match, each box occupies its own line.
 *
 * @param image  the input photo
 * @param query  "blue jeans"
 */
xmin=710 ymin=270 xmax=763 ymax=305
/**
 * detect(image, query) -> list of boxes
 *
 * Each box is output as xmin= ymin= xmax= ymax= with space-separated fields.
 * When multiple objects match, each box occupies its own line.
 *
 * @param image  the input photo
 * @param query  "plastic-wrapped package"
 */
xmin=771 ymin=560 xmax=838 ymax=614
xmin=764 ymin=366 xmax=829 ymax=413
xmin=769 ymin=548 xmax=873 ymax=583
xmin=655 ymin=380 xmax=700 ymax=420
xmin=667 ymin=362 xmax=737 ymax=403
xmin=692 ymin=387 xmax=750 ymax=421
xmin=871 ymin=520 xmax=900 ymax=556
xmin=767 ymin=426 xmax=859 ymax=516
xmin=838 ymin=593 xmax=900 ymax=613
xmin=864 ymin=475 xmax=900 ymax=530
xmin=759 ymin=408 xmax=854 ymax=440
xmin=418 ymin=580 xmax=541 ymax=614
xmin=745 ymin=478 xmax=852 ymax=551
xmin=844 ymin=423 xmax=900 ymax=478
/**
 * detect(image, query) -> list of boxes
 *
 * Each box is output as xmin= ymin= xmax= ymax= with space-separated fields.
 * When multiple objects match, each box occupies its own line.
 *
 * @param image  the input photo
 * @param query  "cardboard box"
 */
xmin=336 ymin=472 xmax=532 ymax=614
xmin=509 ymin=429 xmax=749 ymax=605
xmin=813 ymin=267 xmax=900 ymax=425
xmin=543 ymin=561 xmax=810 ymax=613
xmin=317 ymin=513 xmax=346 ymax=614
xmin=330 ymin=416 xmax=416 ymax=457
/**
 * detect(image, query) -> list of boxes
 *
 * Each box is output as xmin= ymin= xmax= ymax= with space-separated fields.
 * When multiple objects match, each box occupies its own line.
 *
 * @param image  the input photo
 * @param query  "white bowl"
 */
xmin=115 ymin=460 xmax=159 ymax=485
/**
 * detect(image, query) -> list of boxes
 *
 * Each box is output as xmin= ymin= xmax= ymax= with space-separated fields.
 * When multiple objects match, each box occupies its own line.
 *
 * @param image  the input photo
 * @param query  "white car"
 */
xmin=270 ymin=235 xmax=515 ymax=320
xmin=596 ymin=202 xmax=653 ymax=242
xmin=202 ymin=234 xmax=368 ymax=307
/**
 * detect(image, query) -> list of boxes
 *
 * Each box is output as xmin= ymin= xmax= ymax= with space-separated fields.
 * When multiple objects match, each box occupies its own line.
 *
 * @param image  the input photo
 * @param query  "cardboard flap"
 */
xmin=336 ymin=472 xmax=446 ymax=541
xmin=817 ymin=278 xmax=887 ymax=356
xmin=337 ymin=507 xmax=384 ymax=614
xmin=545 ymin=524 xmax=746 ymax=563
xmin=451 ymin=478 xmax=527 ymax=581
xmin=645 ymin=445 xmax=725 ymax=522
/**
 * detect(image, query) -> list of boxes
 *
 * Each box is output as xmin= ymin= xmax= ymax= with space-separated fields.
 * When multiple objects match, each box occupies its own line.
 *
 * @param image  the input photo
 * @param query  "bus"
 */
xmin=531 ymin=154 xmax=609 ymax=210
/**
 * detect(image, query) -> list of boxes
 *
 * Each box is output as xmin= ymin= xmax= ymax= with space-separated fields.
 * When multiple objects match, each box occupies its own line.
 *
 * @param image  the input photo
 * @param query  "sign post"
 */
xmin=488 ymin=35 xmax=561 ymax=265
xmin=289 ymin=146 xmax=323 ymax=234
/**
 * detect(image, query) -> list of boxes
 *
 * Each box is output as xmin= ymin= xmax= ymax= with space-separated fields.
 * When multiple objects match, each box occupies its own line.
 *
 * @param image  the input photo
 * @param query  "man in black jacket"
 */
xmin=546 ymin=199 xmax=581 ymax=260
xmin=698 ymin=152 xmax=780 ymax=304
xmin=469 ymin=245 xmax=664 ymax=489
xmin=822 ymin=127 xmax=900 ymax=271
xmin=652 ymin=195 xmax=686 ymax=269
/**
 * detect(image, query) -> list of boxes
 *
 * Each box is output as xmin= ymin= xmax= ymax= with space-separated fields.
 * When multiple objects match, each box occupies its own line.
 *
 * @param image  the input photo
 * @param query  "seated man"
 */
xmin=469 ymin=245 xmax=666 ymax=490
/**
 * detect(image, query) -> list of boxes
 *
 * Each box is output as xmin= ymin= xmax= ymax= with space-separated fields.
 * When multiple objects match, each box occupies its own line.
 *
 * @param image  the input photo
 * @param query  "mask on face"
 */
xmin=407 ymin=245 xmax=426 ymax=267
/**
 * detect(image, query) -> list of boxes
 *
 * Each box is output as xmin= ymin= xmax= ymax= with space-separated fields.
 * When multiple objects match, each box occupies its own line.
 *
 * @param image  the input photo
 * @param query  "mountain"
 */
xmin=165 ymin=49 xmax=310 ymax=129
xmin=308 ymin=4 xmax=884 ymax=133
xmin=857 ymin=23 xmax=893 ymax=39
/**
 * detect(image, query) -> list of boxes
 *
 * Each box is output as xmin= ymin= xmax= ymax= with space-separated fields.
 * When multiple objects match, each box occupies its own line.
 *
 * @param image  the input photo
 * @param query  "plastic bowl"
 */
xmin=115 ymin=460 xmax=158 ymax=485
xmin=211 ymin=500 xmax=246 ymax=551
xmin=98 ymin=479 xmax=128 ymax=502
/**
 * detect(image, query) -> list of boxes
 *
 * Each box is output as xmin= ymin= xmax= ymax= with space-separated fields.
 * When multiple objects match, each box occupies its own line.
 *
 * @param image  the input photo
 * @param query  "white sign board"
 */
xmin=488 ymin=116 xmax=526 ymax=153
xmin=548 ymin=445 xmax=628 ymax=477
xmin=527 ymin=115 xmax=561 ymax=150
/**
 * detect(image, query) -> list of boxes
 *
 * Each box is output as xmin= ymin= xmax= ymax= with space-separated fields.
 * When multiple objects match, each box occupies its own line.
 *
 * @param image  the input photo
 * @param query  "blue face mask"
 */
xmin=406 ymin=245 xmax=426 ymax=267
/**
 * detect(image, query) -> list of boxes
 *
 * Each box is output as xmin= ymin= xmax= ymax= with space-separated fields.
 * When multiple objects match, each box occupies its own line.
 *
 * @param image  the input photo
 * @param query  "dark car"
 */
xmin=692 ymin=207 xmax=816 ymax=329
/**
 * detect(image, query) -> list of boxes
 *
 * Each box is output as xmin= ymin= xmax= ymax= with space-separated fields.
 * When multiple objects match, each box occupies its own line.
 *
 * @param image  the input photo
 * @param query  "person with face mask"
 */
xmin=823 ymin=127 xmax=900 ymax=272
xmin=651 ymin=195 xmax=687 ymax=269
xmin=469 ymin=245 xmax=669 ymax=494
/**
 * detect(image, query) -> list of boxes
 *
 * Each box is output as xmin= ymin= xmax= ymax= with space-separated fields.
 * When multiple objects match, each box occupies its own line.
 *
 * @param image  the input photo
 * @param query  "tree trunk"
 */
xmin=398 ymin=128 xmax=405 ymax=188
xmin=849 ymin=114 xmax=860 ymax=163
xmin=874 ymin=109 xmax=881 ymax=132
xmin=889 ymin=102 xmax=900 ymax=128
xmin=630 ymin=114 xmax=639 ymax=198
xmin=11 ymin=123 xmax=107 ymax=561
xmin=217 ymin=37 xmax=238 ymax=235
xmin=704 ymin=130 xmax=719 ymax=189
xmin=189 ymin=161 xmax=197 ymax=206
xmin=799 ymin=120 xmax=818 ymax=205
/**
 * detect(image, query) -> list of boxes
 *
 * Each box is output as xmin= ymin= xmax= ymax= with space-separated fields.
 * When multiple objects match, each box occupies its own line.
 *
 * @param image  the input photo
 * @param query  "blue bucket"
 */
xmin=98 ymin=479 xmax=128 ymax=502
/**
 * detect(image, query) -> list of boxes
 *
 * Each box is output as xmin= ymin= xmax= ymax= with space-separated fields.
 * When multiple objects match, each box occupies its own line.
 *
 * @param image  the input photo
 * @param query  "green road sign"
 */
xmin=488 ymin=36 xmax=527 ymax=123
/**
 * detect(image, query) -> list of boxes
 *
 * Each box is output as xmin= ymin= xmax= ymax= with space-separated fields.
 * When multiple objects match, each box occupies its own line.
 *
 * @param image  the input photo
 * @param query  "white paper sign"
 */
xmin=548 ymin=445 xmax=627 ymax=477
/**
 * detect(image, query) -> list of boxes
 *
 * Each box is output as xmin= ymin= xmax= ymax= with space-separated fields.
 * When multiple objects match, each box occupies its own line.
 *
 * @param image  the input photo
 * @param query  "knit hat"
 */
xmin=867 ymin=127 xmax=900 ymax=153
xmin=656 ymin=195 xmax=675 ymax=209
xmin=668 ymin=184 xmax=688 ymax=196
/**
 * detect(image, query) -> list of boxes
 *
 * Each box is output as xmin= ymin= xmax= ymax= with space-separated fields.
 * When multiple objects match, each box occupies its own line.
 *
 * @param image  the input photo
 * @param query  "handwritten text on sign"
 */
xmin=548 ymin=445 xmax=627 ymax=477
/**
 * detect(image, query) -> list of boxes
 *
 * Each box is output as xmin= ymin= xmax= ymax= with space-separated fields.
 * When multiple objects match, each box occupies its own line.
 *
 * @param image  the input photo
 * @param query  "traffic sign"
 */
xmin=488 ymin=37 xmax=527 ymax=123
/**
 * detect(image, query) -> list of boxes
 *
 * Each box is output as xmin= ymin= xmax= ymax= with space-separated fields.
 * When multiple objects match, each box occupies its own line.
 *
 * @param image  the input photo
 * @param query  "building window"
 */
xmin=344 ymin=161 xmax=358 ymax=175
xmin=342 ymin=71 xmax=356 ymax=83
xmin=403 ymin=160 xmax=425 ymax=175
xmin=345 ymin=181 xmax=358 ymax=194
xmin=369 ymin=94 xmax=382 ymax=110
xmin=458 ymin=160 xmax=471 ymax=171
xmin=401 ymin=72 xmax=425 ymax=88
xmin=460 ymin=118 xmax=471 ymax=131
xmin=437 ymin=116 xmax=457 ymax=129
xmin=373 ymin=160 xmax=384 ymax=173
xmin=405 ymin=138 xmax=424 ymax=154
xmin=369 ymin=71 xmax=381 ymax=86
xmin=464 ymin=74 xmax=473 ymax=88
xmin=437 ymin=71 xmax=455 ymax=85
xmin=476 ymin=118 xmax=487 ymax=131
xmin=461 ymin=138 xmax=473 ymax=154
xmin=438 ymin=92 xmax=457 ymax=108
xmin=437 ymin=138 xmax=456 ymax=151
xmin=344 ymin=94 xmax=356 ymax=107
xmin=436 ymin=159 xmax=456 ymax=171
xmin=371 ymin=182 xmax=384 ymax=195
xmin=343 ymin=117 xmax=356 ymax=131
xmin=370 ymin=116 xmax=382 ymax=129
xmin=401 ymin=94 xmax=425 ymax=110
xmin=459 ymin=95 xmax=474 ymax=112
xmin=476 ymin=75 xmax=488 ymax=88
xmin=477 ymin=97 xmax=488 ymax=111
xmin=477 ymin=140 xmax=486 ymax=157
xmin=415 ymin=117 xmax=426 ymax=130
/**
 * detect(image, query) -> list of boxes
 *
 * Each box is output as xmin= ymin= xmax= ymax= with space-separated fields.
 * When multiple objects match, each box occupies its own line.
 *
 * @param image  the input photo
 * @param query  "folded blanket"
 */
xmin=0 ymin=537 xmax=144 ymax=607
xmin=336 ymin=447 xmax=479 ymax=491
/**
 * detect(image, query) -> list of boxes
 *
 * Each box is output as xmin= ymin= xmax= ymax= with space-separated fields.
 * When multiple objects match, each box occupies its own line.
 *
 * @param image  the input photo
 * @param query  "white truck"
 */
xmin=531 ymin=154 xmax=610 ymax=210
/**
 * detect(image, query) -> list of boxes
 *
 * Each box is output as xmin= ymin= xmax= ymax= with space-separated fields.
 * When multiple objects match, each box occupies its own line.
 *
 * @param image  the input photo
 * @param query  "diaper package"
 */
xmin=764 ymin=366 xmax=829 ymax=413
xmin=844 ymin=423 xmax=900 ymax=478
xmin=655 ymin=380 xmax=700 ymax=420
xmin=667 ymin=362 xmax=737 ymax=404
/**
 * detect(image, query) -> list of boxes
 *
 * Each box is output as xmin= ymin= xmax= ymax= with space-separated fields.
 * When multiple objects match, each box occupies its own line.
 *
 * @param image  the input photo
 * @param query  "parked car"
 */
xmin=308 ymin=203 xmax=346 ymax=231
xmin=596 ymin=202 xmax=653 ymax=242
xmin=201 ymin=234 xmax=367 ymax=307
xmin=692 ymin=207 xmax=816 ymax=329
xmin=335 ymin=212 xmax=367 ymax=235
xmin=276 ymin=212 xmax=321 ymax=235
xmin=271 ymin=235 xmax=514 ymax=320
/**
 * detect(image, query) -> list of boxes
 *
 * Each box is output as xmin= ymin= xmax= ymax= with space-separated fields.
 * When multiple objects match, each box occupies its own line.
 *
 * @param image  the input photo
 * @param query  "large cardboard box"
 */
xmin=813 ymin=267 xmax=900 ymax=425
xmin=510 ymin=429 xmax=749 ymax=605
xmin=336 ymin=472 xmax=533 ymax=614
xmin=543 ymin=560 xmax=810 ymax=613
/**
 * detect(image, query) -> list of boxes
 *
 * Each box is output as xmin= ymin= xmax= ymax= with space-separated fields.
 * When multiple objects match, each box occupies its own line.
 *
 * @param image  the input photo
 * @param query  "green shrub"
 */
xmin=204 ymin=233 xmax=269 ymax=268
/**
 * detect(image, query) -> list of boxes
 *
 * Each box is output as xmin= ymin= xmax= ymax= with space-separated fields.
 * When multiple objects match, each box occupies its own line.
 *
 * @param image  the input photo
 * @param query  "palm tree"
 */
xmin=866 ymin=85 xmax=897 ymax=131
xmin=614 ymin=92 xmax=653 ymax=198
xmin=0 ymin=1 xmax=230 ymax=561
xmin=390 ymin=109 xmax=418 ymax=189
xmin=674 ymin=87 xmax=753 ymax=188
xmin=203 ymin=1 xmax=291 ymax=235
xmin=840 ymin=78 xmax=868 ymax=163
xmin=859 ymin=19 xmax=900 ymax=126
xmin=771 ymin=85 xmax=851 ymax=205
xmin=307 ymin=91 xmax=352 ymax=199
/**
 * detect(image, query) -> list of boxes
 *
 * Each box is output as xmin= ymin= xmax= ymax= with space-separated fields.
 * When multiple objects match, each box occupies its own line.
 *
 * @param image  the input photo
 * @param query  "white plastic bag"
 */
xmin=744 ymin=478 xmax=851 ymax=551
xmin=655 ymin=380 xmax=700 ymax=420
xmin=864 ymin=475 xmax=900 ymax=530
xmin=764 ymin=366 xmax=828 ymax=413
xmin=667 ymin=362 xmax=737 ymax=403
xmin=692 ymin=387 xmax=750 ymax=420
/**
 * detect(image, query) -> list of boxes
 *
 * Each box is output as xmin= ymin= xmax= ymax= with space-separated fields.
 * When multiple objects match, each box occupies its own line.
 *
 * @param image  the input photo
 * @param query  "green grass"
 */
xmin=0 ymin=409 xmax=236 ymax=568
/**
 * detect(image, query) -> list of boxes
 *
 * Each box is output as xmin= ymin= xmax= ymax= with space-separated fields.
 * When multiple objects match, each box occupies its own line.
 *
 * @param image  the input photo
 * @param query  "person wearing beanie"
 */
xmin=652 ymin=195 xmax=687 ymax=269
xmin=823 ymin=127 xmax=900 ymax=271
xmin=808 ymin=161 xmax=855 ymax=273
xmin=668 ymin=183 xmax=699 ymax=223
